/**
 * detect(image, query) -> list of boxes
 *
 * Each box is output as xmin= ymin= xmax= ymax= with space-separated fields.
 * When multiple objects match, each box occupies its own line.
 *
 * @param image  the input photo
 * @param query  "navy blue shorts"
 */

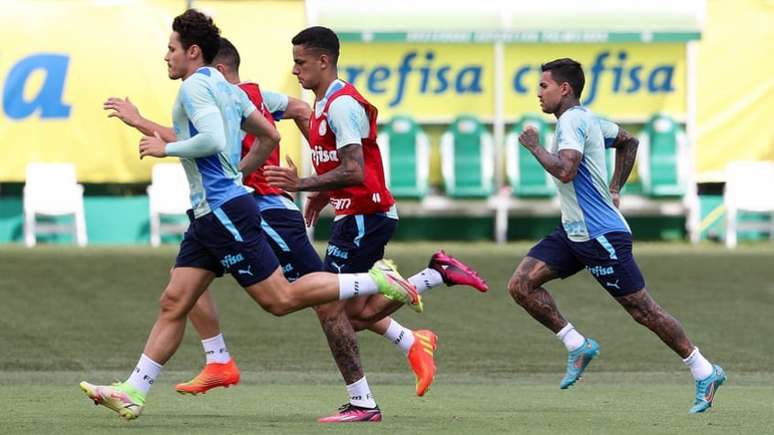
xmin=259 ymin=208 xmax=323 ymax=281
xmin=527 ymin=226 xmax=645 ymax=297
xmin=175 ymin=194 xmax=280 ymax=287
xmin=324 ymin=214 xmax=397 ymax=274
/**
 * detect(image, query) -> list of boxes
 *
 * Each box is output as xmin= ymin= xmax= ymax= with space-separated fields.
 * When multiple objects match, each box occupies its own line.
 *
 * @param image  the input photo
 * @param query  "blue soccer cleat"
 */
xmin=559 ymin=338 xmax=600 ymax=389
xmin=689 ymin=364 xmax=726 ymax=413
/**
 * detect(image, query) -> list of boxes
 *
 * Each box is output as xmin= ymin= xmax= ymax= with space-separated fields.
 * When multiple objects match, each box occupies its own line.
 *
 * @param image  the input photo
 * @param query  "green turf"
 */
xmin=1 ymin=242 xmax=773 ymax=433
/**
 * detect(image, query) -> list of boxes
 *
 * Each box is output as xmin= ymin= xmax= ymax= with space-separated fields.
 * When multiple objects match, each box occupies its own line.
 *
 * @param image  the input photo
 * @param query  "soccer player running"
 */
xmin=263 ymin=26 xmax=489 ymax=421
xmin=104 ymin=38 xmax=321 ymax=395
xmin=79 ymin=10 xmax=421 ymax=421
xmin=103 ymin=36 xmax=481 ymax=421
xmin=507 ymin=58 xmax=725 ymax=413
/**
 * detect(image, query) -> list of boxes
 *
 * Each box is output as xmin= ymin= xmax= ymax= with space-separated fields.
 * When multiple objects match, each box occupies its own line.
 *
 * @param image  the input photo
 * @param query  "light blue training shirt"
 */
xmin=551 ymin=106 xmax=630 ymax=242
xmin=167 ymin=66 xmax=256 ymax=218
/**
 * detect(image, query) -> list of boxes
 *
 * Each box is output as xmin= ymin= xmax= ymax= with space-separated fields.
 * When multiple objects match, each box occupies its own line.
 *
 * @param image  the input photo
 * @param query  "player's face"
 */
xmin=537 ymin=71 xmax=562 ymax=114
xmin=165 ymin=32 xmax=187 ymax=80
xmin=292 ymin=45 xmax=322 ymax=90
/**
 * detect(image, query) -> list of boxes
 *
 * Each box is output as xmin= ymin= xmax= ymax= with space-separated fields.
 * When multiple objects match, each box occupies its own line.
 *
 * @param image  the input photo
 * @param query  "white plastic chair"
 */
xmin=147 ymin=163 xmax=191 ymax=247
xmin=724 ymin=161 xmax=774 ymax=248
xmin=23 ymin=162 xmax=87 ymax=247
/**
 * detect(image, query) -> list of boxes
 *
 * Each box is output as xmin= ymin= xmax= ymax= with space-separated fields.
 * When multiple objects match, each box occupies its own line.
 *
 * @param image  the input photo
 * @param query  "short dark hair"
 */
xmin=291 ymin=26 xmax=340 ymax=64
xmin=172 ymin=9 xmax=221 ymax=64
xmin=213 ymin=37 xmax=240 ymax=71
xmin=541 ymin=58 xmax=585 ymax=99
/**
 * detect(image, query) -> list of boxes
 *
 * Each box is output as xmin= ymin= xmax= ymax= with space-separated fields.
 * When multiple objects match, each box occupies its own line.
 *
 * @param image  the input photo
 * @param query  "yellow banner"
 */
xmin=339 ymin=42 xmax=685 ymax=121
xmin=0 ymin=0 xmax=305 ymax=183
xmin=339 ymin=43 xmax=495 ymax=120
xmin=505 ymin=43 xmax=686 ymax=119
xmin=695 ymin=0 xmax=774 ymax=181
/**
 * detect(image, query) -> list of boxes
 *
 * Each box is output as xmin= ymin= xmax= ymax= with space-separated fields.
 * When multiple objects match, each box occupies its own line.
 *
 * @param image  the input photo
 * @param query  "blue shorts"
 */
xmin=324 ymin=214 xmax=397 ymax=274
xmin=175 ymin=194 xmax=280 ymax=287
xmin=259 ymin=207 xmax=323 ymax=281
xmin=527 ymin=226 xmax=645 ymax=297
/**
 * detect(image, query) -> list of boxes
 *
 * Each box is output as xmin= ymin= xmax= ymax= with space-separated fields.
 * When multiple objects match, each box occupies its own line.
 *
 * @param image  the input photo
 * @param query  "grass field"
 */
xmin=2 ymin=242 xmax=773 ymax=434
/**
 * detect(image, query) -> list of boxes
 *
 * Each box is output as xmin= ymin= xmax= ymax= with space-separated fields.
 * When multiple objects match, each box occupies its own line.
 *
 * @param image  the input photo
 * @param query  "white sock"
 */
xmin=338 ymin=273 xmax=379 ymax=300
xmin=382 ymin=319 xmax=415 ymax=355
xmin=201 ymin=333 xmax=231 ymax=364
xmin=126 ymin=354 xmax=162 ymax=396
xmin=408 ymin=268 xmax=444 ymax=294
xmin=346 ymin=376 xmax=377 ymax=408
xmin=556 ymin=323 xmax=585 ymax=352
xmin=683 ymin=347 xmax=714 ymax=381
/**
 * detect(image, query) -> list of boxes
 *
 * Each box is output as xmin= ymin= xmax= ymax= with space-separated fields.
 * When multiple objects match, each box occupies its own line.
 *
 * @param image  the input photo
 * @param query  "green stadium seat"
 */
xmin=377 ymin=115 xmax=429 ymax=198
xmin=440 ymin=115 xmax=494 ymax=198
xmin=505 ymin=114 xmax=555 ymax=197
xmin=638 ymin=114 xmax=688 ymax=197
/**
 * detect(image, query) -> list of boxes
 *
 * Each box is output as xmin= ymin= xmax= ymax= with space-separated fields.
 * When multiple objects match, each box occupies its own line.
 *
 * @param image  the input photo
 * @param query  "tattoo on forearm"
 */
xmin=609 ymin=130 xmax=638 ymax=191
xmin=299 ymin=144 xmax=365 ymax=191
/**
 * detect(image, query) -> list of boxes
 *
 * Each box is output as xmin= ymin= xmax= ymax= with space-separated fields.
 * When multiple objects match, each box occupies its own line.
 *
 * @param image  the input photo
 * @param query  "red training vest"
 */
xmin=238 ymin=82 xmax=285 ymax=196
xmin=308 ymin=82 xmax=394 ymax=216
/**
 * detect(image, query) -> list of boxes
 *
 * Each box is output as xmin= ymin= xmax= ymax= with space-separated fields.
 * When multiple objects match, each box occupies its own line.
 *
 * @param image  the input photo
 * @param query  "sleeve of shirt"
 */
xmin=179 ymin=75 xmax=220 ymax=124
xmin=597 ymin=118 xmax=620 ymax=148
xmin=327 ymin=96 xmax=369 ymax=149
xmin=165 ymin=111 xmax=226 ymax=158
xmin=260 ymin=90 xmax=289 ymax=121
xmin=555 ymin=111 xmax=586 ymax=154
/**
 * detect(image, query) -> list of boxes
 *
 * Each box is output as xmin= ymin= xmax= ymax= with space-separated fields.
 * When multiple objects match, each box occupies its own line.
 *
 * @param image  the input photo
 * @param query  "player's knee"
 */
xmin=262 ymin=292 xmax=296 ymax=317
xmin=158 ymin=288 xmax=186 ymax=318
xmin=507 ymin=273 xmax=530 ymax=304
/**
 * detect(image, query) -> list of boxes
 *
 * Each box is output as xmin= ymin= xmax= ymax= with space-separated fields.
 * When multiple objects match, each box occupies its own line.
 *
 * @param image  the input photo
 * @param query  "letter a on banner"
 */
xmin=3 ymin=53 xmax=71 ymax=120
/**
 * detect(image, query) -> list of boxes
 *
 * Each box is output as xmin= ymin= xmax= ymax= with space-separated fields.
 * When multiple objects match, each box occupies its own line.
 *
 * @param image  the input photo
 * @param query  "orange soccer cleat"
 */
xmin=175 ymin=358 xmax=240 ymax=395
xmin=407 ymin=330 xmax=438 ymax=397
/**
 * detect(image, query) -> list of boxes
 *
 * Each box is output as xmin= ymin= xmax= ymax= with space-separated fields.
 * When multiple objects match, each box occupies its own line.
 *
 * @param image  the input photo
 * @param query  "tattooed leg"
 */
xmin=507 ymin=256 xmax=566 ymax=333
xmin=615 ymin=289 xmax=695 ymax=358
xmin=314 ymin=301 xmax=364 ymax=384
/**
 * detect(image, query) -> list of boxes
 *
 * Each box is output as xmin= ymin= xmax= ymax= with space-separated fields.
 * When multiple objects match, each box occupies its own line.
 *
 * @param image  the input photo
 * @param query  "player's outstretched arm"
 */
xmin=103 ymin=97 xmax=176 ymax=142
xmin=239 ymin=111 xmax=281 ymax=175
xmin=519 ymin=126 xmax=582 ymax=183
xmin=608 ymin=127 xmax=639 ymax=205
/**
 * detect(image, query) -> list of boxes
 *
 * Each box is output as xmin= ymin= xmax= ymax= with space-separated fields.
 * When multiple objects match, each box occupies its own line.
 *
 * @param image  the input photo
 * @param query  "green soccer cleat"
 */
xmin=80 ymin=381 xmax=145 ymax=420
xmin=689 ymin=365 xmax=726 ymax=413
xmin=559 ymin=338 xmax=600 ymax=389
xmin=369 ymin=259 xmax=423 ymax=313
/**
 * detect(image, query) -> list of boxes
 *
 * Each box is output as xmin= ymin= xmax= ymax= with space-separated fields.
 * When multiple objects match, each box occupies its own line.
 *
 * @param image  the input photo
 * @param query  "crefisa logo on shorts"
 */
xmin=220 ymin=253 xmax=245 ymax=268
xmin=587 ymin=265 xmax=614 ymax=277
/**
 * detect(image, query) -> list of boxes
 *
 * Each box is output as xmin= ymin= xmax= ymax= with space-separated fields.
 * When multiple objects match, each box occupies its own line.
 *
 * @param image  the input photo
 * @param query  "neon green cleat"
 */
xmin=369 ymin=259 xmax=423 ymax=313
xmin=80 ymin=381 xmax=145 ymax=420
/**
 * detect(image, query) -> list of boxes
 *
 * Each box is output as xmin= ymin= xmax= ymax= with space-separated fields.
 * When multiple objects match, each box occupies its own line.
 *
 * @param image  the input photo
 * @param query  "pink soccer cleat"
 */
xmin=428 ymin=250 xmax=489 ymax=292
xmin=318 ymin=403 xmax=382 ymax=423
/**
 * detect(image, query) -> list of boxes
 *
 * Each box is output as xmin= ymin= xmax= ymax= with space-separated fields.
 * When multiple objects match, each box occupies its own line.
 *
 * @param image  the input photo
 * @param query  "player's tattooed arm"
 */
xmin=608 ymin=128 xmax=639 ymax=207
xmin=519 ymin=126 xmax=581 ymax=183
xmin=299 ymin=143 xmax=364 ymax=191
xmin=282 ymin=96 xmax=312 ymax=141
xmin=103 ymin=97 xmax=176 ymax=142
xmin=239 ymin=111 xmax=282 ymax=176
xmin=264 ymin=144 xmax=365 ymax=192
